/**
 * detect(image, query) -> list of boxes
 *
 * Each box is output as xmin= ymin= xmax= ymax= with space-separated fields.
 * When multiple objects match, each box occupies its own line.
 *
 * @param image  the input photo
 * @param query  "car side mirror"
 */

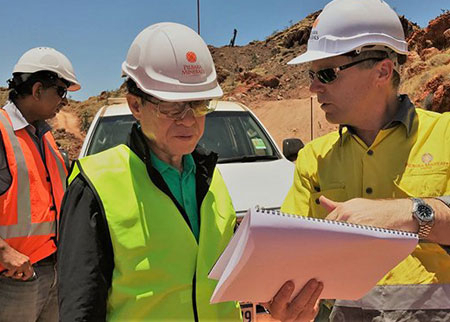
xmin=282 ymin=138 xmax=304 ymax=162
xmin=59 ymin=149 xmax=71 ymax=170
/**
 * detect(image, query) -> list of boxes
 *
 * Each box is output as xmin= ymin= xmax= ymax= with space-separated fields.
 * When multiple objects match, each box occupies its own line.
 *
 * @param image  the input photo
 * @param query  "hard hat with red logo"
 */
xmin=13 ymin=47 xmax=81 ymax=91
xmin=122 ymin=22 xmax=222 ymax=102
xmin=288 ymin=0 xmax=408 ymax=65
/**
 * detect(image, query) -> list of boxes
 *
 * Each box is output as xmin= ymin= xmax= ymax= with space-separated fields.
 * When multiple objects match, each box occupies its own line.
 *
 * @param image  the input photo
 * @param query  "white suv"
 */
xmin=79 ymin=99 xmax=300 ymax=218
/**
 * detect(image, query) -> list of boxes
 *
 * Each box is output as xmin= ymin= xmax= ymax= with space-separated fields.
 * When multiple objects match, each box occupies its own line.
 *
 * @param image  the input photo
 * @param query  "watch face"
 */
xmin=417 ymin=204 xmax=434 ymax=222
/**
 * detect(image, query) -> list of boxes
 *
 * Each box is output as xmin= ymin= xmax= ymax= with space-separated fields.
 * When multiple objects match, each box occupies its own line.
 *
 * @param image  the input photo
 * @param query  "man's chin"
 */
xmin=172 ymin=142 xmax=197 ymax=155
xmin=324 ymin=113 xmax=341 ymax=124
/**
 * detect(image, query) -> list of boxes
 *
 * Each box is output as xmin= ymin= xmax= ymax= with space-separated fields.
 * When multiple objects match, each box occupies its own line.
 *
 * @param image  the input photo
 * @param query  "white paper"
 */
xmin=209 ymin=208 xmax=418 ymax=304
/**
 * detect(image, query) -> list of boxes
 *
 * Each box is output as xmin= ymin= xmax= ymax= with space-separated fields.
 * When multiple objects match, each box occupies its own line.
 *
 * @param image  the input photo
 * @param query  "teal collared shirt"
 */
xmin=150 ymin=150 xmax=199 ymax=240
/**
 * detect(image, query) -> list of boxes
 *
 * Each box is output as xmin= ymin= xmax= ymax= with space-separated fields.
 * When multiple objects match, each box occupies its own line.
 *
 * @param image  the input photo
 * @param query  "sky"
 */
xmin=0 ymin=0 xmax=448 ymax=101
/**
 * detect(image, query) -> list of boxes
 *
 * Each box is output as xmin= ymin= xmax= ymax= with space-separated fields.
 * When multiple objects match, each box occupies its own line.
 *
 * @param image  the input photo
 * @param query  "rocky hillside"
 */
xmin=212 ymin=12 xmax=424 ymax=105
xmin=0 ymin=11 xmax=448 ymax=159
xmin=0 ymin=87 xmax=7 ymax=104
xmin=401 ymin=11 xmax=450 ymax=113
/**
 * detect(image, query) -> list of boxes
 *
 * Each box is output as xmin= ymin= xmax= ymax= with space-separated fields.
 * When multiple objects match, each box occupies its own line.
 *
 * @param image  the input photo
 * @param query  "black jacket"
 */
xmin=58 ymin=123 xmax=218 ymax=321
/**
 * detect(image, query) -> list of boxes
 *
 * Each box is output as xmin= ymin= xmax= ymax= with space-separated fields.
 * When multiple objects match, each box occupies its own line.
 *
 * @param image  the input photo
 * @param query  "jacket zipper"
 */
xmin=192 ymin=273 xmax=199 ymax=321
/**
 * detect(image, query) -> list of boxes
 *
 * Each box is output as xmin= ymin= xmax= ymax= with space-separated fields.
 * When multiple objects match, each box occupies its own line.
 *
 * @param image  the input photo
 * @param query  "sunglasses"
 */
xmin=51 ymin=85 xmax=68 ymax=99
xmin=308 ymin=57 xmax=385 ymax=84
xmin=145 ymin=96 xmax=217 ymax=121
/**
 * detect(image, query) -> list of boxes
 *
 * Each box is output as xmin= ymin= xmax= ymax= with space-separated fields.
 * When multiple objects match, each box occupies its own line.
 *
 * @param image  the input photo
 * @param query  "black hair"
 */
xmin=125 ymin=77 xmax=155 ymax=104
xmin=7 ymin=71 xmax=70 ymax=101
xmin=125 ymin=77 xmax=143 ymax=97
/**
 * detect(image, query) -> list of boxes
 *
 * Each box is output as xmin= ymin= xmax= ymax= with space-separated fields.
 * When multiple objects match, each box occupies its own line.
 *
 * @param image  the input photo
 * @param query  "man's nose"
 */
xmin=309 ymin=77 xmax=326 ymax=94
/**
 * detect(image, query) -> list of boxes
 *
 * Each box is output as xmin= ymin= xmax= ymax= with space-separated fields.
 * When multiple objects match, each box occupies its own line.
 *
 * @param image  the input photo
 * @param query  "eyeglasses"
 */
xmin=51 ymin=85 xmax=68 ymax=99
xmin=308 ymin=57 xmax=385 ymax=84
xmin=145 ymin=96 xmax=217 ymax=121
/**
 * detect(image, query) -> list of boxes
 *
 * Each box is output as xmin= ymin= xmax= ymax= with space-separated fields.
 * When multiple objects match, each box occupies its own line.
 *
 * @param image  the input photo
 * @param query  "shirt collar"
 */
xmin=381 ymin=94 xmax=416 ymax=137
xmin=149 ymin=148 xmax=196 ymax=176
xmin=2 ymin=101 xmax=52 ymax=137
xmin=339 ymin=94 xmax=416 ymax=144
xmin=2 ymin=101 xmax=30 ymax=131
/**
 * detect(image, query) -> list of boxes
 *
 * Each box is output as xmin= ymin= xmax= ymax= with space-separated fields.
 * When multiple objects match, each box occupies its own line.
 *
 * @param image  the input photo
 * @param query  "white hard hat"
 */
xmin=121 ymin=22 xmax=223 ymax=102
xmin=13 ymin=47 xmax=81 ymax=91
xmin=288 ymin=0 xmax=408 ymax=65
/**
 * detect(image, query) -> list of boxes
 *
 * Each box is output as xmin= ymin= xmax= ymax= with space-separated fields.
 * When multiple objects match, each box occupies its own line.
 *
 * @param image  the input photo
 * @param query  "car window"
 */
xmin=198 ymin=111 xmax=279 ymax=162
xmin=86 ymin=114 xmax=136 ymax=156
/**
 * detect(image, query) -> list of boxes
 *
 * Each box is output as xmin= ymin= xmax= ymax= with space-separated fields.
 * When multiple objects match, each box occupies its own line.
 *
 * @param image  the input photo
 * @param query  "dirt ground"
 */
xmin=249 ymin=96 xmax=338 ymax=149
xmin=53 ymin=110 xmax=83 ymax=139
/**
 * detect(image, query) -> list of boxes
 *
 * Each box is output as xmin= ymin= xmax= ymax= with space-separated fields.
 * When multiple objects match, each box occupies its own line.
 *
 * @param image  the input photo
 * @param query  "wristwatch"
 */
xmin=410 ymin=198 xmax=435 ymax=239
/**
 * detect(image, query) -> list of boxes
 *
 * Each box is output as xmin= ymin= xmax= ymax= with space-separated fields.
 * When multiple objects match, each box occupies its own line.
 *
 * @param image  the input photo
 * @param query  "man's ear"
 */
xmin=375 ymin=59 xmax=394 ymax=87
xmin=126 ymin=94 xmax=143 ymax=120
xmin=31 ymin=82 xmax=43 ymax=101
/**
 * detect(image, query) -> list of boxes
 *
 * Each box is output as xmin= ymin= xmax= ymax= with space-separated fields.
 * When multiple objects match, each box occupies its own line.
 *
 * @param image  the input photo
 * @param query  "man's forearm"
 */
xmin=322 ymin=196 xmax=450 ymax=245
xmin=390 ymin=198 xmax=450 ymax=245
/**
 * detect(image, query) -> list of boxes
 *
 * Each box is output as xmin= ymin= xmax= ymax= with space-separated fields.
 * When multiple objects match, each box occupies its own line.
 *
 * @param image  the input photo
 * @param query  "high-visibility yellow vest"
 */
xmin=71 ymin=145 xmax=242 ymax=321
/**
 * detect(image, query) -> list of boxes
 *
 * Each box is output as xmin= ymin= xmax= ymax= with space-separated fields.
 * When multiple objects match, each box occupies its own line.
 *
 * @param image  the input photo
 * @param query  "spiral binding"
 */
xmin=257 ymin=209 xmax=418 ymax=237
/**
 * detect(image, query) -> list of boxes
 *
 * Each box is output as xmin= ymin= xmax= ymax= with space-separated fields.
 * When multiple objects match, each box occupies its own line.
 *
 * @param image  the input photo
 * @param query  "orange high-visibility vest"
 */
xmin=0 ymin=109 xmax=67 ymax=270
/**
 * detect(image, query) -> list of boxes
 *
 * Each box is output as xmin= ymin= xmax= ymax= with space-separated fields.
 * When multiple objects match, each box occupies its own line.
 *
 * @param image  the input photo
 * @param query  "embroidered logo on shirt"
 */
xmin=421 ymin=153 xmax=433 ymax=165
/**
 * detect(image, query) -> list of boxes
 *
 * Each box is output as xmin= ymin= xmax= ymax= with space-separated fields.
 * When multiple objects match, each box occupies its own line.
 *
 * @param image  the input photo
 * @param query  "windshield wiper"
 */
xmin=218 ymin=155 xmax=279 ymax=164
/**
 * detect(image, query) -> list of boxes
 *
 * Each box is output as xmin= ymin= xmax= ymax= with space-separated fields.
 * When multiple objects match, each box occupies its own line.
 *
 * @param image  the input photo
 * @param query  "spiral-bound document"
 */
xmin=209 ymin=208 xmax=418 ymax=304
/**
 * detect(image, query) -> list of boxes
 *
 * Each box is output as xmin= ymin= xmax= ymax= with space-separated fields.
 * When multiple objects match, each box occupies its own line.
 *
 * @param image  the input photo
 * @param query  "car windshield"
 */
xmin=86 ymin=114 xmax=136 ymax=156
xmin=199 ymin=111 xmax=279 ymax=163
xmin=86 ymin=111 xmax=279 ymax=163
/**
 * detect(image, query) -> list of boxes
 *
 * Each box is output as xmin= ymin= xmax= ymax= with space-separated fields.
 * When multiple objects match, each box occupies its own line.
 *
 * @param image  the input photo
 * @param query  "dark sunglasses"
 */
xmin=308 ymin=57 xmax=385 ymax=84
xmin=51 ymin=85 xmax=68 ymax=99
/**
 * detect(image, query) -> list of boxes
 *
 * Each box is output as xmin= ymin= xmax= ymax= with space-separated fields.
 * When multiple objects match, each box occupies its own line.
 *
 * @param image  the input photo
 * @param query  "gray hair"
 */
xmin=344 ymin=46 xmax=406 ymax=90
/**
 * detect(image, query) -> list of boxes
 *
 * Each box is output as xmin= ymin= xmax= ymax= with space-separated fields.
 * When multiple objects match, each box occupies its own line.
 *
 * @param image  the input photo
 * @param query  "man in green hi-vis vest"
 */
xmin=57 ymin=22 xmax=323 ymax=322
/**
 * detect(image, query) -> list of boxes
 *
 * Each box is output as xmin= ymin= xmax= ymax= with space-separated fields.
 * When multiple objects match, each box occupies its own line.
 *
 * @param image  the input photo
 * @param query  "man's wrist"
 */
xmin=411 ymin=198 xmax=438 ymax=239
xmin=404 ymin=198 xmax=419 ymax=233
xmin=0 ymin=238 xmax=10 ymax=253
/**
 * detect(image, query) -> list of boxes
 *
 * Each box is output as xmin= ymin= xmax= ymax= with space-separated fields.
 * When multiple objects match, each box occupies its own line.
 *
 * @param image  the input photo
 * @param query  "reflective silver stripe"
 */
xmin=335 ymin=284 xmax=450 ymax=310
xmin=45 ymin=137 xmax=67 ymax=191
xmin=0 ymin=113 xmax=54 ymax=239
xmin=1 ymin=221 xmax=57 ymax=239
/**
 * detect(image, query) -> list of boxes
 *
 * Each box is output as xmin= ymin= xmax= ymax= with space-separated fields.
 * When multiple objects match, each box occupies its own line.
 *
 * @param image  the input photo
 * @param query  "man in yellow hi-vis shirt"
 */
xmin=280 ymin=0 xmax=450 ymax=321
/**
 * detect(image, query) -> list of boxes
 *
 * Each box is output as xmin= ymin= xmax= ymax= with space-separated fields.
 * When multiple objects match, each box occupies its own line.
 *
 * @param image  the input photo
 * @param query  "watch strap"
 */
xmin=410 ymin=197 xmax=434 ymax=239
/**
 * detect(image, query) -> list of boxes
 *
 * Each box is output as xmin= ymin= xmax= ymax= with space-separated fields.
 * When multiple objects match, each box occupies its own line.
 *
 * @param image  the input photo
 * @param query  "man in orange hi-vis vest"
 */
xmin=0 ymin=47 xmax=80 ymax=322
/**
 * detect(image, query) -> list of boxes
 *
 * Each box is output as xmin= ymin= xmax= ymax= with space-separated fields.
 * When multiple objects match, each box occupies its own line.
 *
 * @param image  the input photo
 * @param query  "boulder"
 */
xmin=431 ymin=82 xmax=450 ymax=113
xmin=260 ymin=76 xmax=280 ymax=88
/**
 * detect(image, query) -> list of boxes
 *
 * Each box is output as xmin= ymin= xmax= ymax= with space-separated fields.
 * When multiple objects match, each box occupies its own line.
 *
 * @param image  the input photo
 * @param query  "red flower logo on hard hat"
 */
xmin=186 ymin=51 xmax=197 ymax=63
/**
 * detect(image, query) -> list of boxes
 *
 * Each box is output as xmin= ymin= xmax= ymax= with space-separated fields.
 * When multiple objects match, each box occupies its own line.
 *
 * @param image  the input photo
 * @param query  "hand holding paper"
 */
xmin=265 ymin=279 xmax=323 ymax=322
